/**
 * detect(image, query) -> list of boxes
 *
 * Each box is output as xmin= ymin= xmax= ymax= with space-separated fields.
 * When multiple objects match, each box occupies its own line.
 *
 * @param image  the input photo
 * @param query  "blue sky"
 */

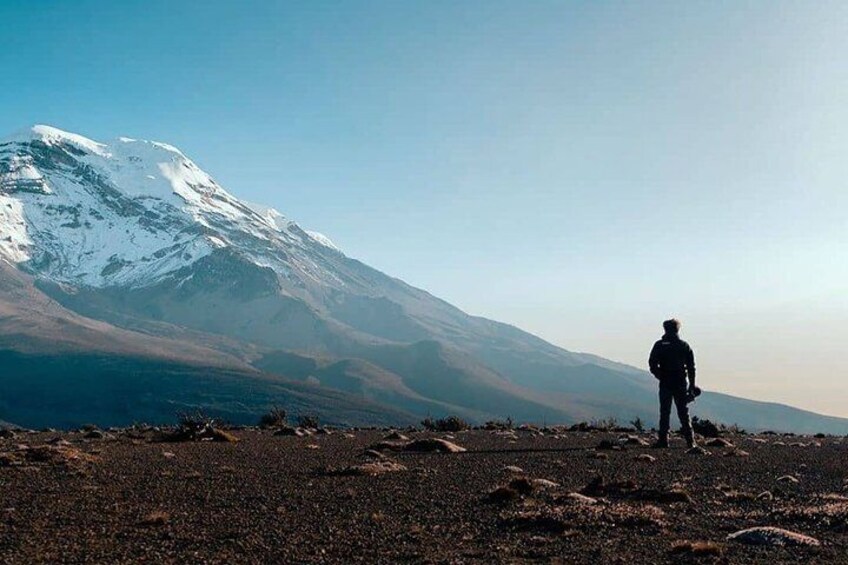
xmin=2 ymin=1 xmax=846 ymax=415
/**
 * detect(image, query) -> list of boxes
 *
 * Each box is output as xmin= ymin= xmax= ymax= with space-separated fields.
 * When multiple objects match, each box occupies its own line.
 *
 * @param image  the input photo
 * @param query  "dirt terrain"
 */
xmin=2 ymin=427 xmax=847 ymax=564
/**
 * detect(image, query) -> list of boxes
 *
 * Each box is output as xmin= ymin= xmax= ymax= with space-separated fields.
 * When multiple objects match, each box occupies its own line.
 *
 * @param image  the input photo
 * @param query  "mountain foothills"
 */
xmin=0 ymin=125 xmax=844 ymax=433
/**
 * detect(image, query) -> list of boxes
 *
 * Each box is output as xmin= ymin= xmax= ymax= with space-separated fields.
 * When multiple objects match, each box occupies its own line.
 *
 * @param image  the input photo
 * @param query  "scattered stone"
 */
xmin=46 ymin=438 xmax=72 ymax=447
xmin=503 ymin=465 xmax=524 ymax=474
xmin=727 ymin=526 xmax=820 ymax=547
xmin=620 ymin=435 xmax=649 ymax=446
xmin=403 ymin=438 xmax=466 ymax=453
xmin=531 ymin=478 xmax=560 ymax=489
xmin=0 ymin=429 xmax=17 ymax=439
xmin=591 ymin=452 xmax=609 ymax=460
xmin=777 ymin=475 xmax=800 ymax=484
xmin=757 ymin=491 xmax=775 ymax=501
xmin=724 ymin=448 xmax=750 ymax=457
xmin=383 ymin=431 xmax=409 ymax=441
xmin=686 ymin=446 xmax=710 ymax=455
xmin=635 ymin=454 xmax=656 ymax=462
xmin=563 ymin=492 xmax=598 ymax=505
xmin=705 ymin=438 xmax=734 ymax=448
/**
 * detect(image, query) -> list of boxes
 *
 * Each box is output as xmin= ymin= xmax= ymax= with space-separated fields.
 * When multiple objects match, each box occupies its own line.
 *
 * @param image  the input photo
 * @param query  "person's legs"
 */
xmin=656 ymin=386 xmax=673 ymax=446
xmin=672 ymin=388 xmax=695 ymax=447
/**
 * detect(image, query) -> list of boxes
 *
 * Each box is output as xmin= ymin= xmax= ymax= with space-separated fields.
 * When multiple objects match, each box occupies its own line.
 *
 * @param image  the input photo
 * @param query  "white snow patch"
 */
xmin=28 ymin=125 xmax=111 ymax=157
xmin=0 ymin=196 xmax=31 ymax=263
xmin=207 ymin=236 xmax=228 ymax=248
xmin=306 ymin=231 xmax=341 ymax=252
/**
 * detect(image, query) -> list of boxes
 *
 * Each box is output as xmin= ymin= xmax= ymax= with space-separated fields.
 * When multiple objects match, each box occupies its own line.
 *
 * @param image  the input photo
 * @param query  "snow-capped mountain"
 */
xmin=3 ymin=124 xmax=847 ymax=434
xmin=0 ymin=125 xmax=339 ymax=288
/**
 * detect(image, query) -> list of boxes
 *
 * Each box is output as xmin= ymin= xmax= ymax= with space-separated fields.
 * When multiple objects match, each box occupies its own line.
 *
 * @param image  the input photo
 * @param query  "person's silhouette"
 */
xmin=648 ymin=319 xmax=697 ymax=448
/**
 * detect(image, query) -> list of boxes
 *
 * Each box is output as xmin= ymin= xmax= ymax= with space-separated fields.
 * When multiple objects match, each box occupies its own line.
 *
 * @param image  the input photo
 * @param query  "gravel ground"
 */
xmin=2 ymin=428 xmax=848 ymax=564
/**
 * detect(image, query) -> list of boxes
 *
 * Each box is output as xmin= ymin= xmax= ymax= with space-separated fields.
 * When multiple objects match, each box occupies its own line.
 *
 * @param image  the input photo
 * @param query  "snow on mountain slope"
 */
xmin=306 ymin=231 xmax=341 ymax=251
xmin=0 ymin=125 xmax=342 ymax=288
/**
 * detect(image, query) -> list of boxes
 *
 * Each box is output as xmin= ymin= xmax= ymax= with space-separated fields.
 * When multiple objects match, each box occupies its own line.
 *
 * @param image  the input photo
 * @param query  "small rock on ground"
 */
xmin=705 ymin=438 xmax=734 ymax=448
xmin=404 ymin=438 xmax=466 ymax=453
xmin=531 ymin=478 xmax=560 ymax=489
xmin=727 ymin=526 xmax=820 ymax=547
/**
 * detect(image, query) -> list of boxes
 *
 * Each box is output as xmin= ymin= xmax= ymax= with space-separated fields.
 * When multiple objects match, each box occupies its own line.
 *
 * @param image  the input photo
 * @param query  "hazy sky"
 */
xmin=1 ymin=1 xmax=846 ymax=415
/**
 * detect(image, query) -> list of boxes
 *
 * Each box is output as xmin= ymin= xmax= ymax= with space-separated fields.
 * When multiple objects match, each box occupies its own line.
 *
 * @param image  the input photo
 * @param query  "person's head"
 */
xmin=663 ymin=318 xmax=681 ymax=336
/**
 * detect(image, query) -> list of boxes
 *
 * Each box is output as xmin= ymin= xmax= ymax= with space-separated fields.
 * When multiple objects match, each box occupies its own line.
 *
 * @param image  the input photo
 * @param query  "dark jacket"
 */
xmin=649 ymin=333 xmax=695 ymax=387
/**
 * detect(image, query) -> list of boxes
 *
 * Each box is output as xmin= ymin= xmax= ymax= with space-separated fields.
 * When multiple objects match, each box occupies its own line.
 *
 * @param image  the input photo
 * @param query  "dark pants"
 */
xmin=658 ymin=383 xmax=693 ymax=444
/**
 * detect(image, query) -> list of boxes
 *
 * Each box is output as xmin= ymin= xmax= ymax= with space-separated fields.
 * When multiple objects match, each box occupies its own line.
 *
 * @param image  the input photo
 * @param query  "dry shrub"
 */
xmin=139 ymin=511 xmax=170 ymax=527
xmin=721 ymin=490 xmax=756 ymax=503
xmin=258 ymin=406 xmax=288 ymax=428
xmin=502 ymin=510 xmax=571 ymax=534
xmin=421 ymin=416 xmax=469 ymax=432
xmin=671 ymin=540 xmax=723 ymax=556
xmin=773 ymin=500 xmax=848 ymax=528
xmin=488 ymin=486 xmax=520 ymax=504
xmin=634 ymin=488 xmax=692 ymax=504
xmin=508 ymin=477 xmax=535 ymax=495
xmin=483 ymin=418 xmax=514 ymax=431
xmin=160 ymin=412 xmax=238 ymax=443
xmin=581 ymin=475 xmax=638 ymax=497
xmin=1 ymin=444 xmax=97 ymax=468
xmin=502 ymin=501 xmax=666 ymax=534
xmin=297 ymin=414 xmax=320 ymax=429
xmin=581 ymin=475 xmax=690 ymax=504
xmin=325 ymin=461 xmax=407 ymax=476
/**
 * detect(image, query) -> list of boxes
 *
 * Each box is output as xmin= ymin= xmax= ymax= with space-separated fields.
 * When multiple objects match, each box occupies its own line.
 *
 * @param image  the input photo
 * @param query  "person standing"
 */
xmin=648 ymin=319 xmax=697 ymax=448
